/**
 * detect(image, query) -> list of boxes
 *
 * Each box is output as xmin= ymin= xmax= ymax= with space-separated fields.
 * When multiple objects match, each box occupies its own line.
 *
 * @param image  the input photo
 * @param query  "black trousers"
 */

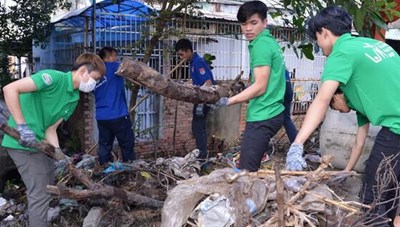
xmin=240 ymin=112 xmax=284 ymax=172
xmin=360 ymin=127 xmax=400 ymax=227
xmin=192 ymin=104 xmax=210 ymax=159
xmin=97 ymin=116 xmax=135 ymax=165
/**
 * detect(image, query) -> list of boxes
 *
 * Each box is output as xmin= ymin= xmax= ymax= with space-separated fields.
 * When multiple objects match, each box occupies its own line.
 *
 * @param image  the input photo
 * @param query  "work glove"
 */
xmin=214 ymin=97 xmax=229 ymax=108
xmin=327 ymin=174 xmax=347 ymax=186
xmin=285 ymin=143 xmax=307 ymax=171
xmin=54 ymin=147 xmax=69 ymax=161
xmin=16 ymin=124 xmax=36 ymax=147
xmin=195 ymin=104 xmax=204 ymax=117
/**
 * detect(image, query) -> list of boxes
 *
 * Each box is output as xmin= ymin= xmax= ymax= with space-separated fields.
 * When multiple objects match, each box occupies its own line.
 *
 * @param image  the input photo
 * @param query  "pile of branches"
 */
xmin=161 ymin=154 xmax=400 ymax=227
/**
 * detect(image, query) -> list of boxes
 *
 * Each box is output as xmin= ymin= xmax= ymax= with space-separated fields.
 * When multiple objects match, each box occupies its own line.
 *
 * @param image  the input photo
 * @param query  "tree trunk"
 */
xmin=118 ymin=58 xmax=245 ymax=104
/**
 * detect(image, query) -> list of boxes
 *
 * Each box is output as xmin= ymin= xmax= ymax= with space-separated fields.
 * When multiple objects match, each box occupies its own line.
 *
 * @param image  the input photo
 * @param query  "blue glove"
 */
xmin=215 ymin=97 xmax=229 ymax=108
xmin=195 ymin=104 xmax=204 ymax=117
xmin=16 ymin=124 xmax=36 ymax=147
xmin=285 ymin=143 xmax=307 ymax=171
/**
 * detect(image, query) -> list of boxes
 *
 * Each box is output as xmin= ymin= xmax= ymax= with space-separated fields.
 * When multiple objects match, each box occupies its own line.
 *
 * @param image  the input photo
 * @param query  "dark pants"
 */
xmin=359 ymin=127 xmax=400 ymax=227
xmin=192 ymin=104 xmax=210 ymax=159
xmin=97 ymin=115 xmax=135 ymax=165
xmin=240 ymin=112 xmax=284 ymax=172
xmin=283 ymin=81 xmax=298 ymax=143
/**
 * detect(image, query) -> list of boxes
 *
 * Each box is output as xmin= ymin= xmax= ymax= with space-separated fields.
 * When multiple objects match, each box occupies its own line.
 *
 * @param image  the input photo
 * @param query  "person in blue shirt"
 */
xmin=175 ymin=38 xmax=216 ymax=159
xmin=94 ymin=47 xmax=135 ymax=165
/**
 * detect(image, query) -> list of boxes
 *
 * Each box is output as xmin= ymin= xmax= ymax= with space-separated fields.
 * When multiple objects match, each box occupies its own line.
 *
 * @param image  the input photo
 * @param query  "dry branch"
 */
xmin=117 ymin=58 xmax=245 ymax=104
xmin=47 ymin=184 xmax=164 ymax=208
xmin=274 ymin=165 xmax=285 ymax=227
xmin=0 ymin=119 xmax=60 ymax=160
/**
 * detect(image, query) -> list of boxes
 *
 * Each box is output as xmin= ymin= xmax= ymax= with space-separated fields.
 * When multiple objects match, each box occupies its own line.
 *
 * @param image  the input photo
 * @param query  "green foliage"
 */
xmin=0 ymin=0 xmax=71 ymax=57
xmin=203 ymin=53 xmax=216 ymax=70
xmin=0 ymin=54 xmax=12 ymax=90
xmin=275 ymin=0 xmax=400 ymax=59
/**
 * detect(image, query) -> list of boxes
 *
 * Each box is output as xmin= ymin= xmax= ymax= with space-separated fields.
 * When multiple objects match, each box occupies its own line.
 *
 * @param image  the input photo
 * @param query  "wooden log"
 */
xmin=117 ymin=58 xmax=245 ymax=104
xmin=47 ymin=184 xmax=164 ymax=208
xmin=0 ymin=119 xmax=59 ymax=159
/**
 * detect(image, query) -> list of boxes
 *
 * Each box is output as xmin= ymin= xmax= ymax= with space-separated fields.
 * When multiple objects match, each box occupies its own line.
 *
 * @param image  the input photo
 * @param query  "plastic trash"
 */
xmin=3 ymin=215 xmax=14 ymax=221
xmin=190 ymin=194 xmax=235 ymax=227
xmin=47 ymin=206 xmax=60 ymax=222
xmin=102 ymin=161 xmax=128 ymax=174
xmin=246 ymin=198 xmax=257 ymax=214
xmin=0 ymin=197 xmax=7 ymax=210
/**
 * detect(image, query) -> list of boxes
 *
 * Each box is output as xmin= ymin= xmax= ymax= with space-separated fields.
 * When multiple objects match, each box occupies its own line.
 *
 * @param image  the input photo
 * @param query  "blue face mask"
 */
xmin=79 ymin=76 xmax=96 ymax=93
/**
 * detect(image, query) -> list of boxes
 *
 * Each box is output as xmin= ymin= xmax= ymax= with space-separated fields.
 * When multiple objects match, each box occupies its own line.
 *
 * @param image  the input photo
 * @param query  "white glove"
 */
xmin=285 ymin=143 xmax=307 ymax=171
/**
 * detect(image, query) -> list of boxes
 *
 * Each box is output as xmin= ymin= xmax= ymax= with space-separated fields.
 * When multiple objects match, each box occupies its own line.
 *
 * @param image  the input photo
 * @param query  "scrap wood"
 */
xmin=117 ymin=58 xmax=245 ymax=104
xmin=274 ymin=164 xmax=285 ymax=227
xmin=288 ymin=155 xmax=334 ymax=205
xmin=250 ymin=169 xmax=359 ymax=178
xmin=0 ymin=119 xmax=61 ymax=160
xmin=304 ymin=190 xmax=361 ymax=214
xmin=47 ymin=184 xmax=164 ymax=208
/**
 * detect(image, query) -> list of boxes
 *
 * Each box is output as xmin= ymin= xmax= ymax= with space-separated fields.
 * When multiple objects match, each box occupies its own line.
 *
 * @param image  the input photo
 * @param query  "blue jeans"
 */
xmin=97 ymin=115 xmax=135 ymax=165
xmin=240 ymin=112 xmax=284 ymax=172
xmin=283 ymin=81 xmax=297 ymax=143
xmin=360 ymin=127 xmax=400 ymax=227
xmin=192 ymin=104 xmax=210 ymax=159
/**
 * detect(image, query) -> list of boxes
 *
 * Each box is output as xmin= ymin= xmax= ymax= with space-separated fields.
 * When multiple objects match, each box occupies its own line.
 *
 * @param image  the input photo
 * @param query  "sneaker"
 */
xmin=261 ymin=153 xmax=270 ymax=163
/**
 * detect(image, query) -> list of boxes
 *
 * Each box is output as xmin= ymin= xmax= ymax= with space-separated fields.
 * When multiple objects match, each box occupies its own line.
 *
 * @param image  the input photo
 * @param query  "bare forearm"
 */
xmin=45 ymin=119 xmax=63 ymax=147
xmin=228 ymin=83 xmax=265 ymax=105
xmin=344 ymin=146 xmax=363 ymax=171
xmin=3 ymin=87 xmax=26 ymax=124
xmin=294 ymin=97 xmax=329 ymax=144
xmin=344 ymin=124 xmax=369 ymax=171
xmin=293 ymin=80 xmax=340 ymax=145
xmin=3 ymin=78 xmax=37 ymax=124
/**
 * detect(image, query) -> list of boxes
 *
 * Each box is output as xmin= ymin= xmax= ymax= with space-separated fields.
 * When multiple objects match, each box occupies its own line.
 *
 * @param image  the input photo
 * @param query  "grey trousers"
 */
xmin=7 ymin=148 xmax=55 ymax=227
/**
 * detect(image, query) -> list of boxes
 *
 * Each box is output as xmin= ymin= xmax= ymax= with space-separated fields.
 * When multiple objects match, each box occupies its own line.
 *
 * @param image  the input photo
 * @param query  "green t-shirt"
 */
xmin=322 ymin=33 xmax=400 ymax=134
xmin=2 ymin=70 xmax=80 ymax=151
xmin=247 ymin=29 xmax=285 ymax=122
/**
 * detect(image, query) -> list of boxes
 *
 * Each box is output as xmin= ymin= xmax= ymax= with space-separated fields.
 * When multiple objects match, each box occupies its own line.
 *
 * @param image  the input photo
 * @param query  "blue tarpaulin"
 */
xmin=51 ymin=0 xmax=153 ymax=29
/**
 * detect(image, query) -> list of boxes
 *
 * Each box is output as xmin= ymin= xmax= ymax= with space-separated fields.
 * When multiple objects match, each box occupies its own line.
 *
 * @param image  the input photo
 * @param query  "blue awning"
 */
xmin=51 ymin=0 xmax=153 ymax=29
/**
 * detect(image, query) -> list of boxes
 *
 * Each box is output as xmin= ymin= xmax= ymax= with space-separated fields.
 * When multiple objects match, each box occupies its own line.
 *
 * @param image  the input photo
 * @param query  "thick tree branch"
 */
xmin=117 ymin=58 xmax=244 ymax=104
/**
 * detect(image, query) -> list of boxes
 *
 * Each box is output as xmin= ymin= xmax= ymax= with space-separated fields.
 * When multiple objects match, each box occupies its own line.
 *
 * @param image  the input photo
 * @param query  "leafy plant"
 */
xmin=203 ymin=53 xmax=216 ymax=70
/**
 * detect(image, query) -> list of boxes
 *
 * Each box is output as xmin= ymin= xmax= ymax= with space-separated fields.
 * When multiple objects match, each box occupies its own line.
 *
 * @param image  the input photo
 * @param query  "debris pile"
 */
xmin=161 ymin=155 xmax=366 ymax=227
xmin=0 ymin=148 xmax=370 ymax=227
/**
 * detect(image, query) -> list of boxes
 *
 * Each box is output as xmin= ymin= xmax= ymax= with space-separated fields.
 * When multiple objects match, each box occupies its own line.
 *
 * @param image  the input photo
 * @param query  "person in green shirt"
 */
xmin=215 ymin=0 xmax=286 ymax=171
xmin=285 ymin=6 xmax=400 ymax=226
xmin=1 ymin=53 xmax=105 ymax=227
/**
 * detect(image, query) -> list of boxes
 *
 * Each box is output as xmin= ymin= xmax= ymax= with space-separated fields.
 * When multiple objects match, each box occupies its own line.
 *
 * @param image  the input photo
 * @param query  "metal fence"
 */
xmin=33 ymin=10 xmax=325 ymax=141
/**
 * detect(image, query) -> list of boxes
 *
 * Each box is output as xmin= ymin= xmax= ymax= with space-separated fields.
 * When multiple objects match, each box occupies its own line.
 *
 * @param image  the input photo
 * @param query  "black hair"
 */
xmin=175 ymin=38 xmax=193 ymax=52
xmin=306 ymin=6 xmax=352 ymax=40
xmin=330 ymin=87 xmax=343 ymax=109
xmin=98 ymin=46 xmax=118 ymax=60
xmin=237 ymin=0 xmax=267 ymax=23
